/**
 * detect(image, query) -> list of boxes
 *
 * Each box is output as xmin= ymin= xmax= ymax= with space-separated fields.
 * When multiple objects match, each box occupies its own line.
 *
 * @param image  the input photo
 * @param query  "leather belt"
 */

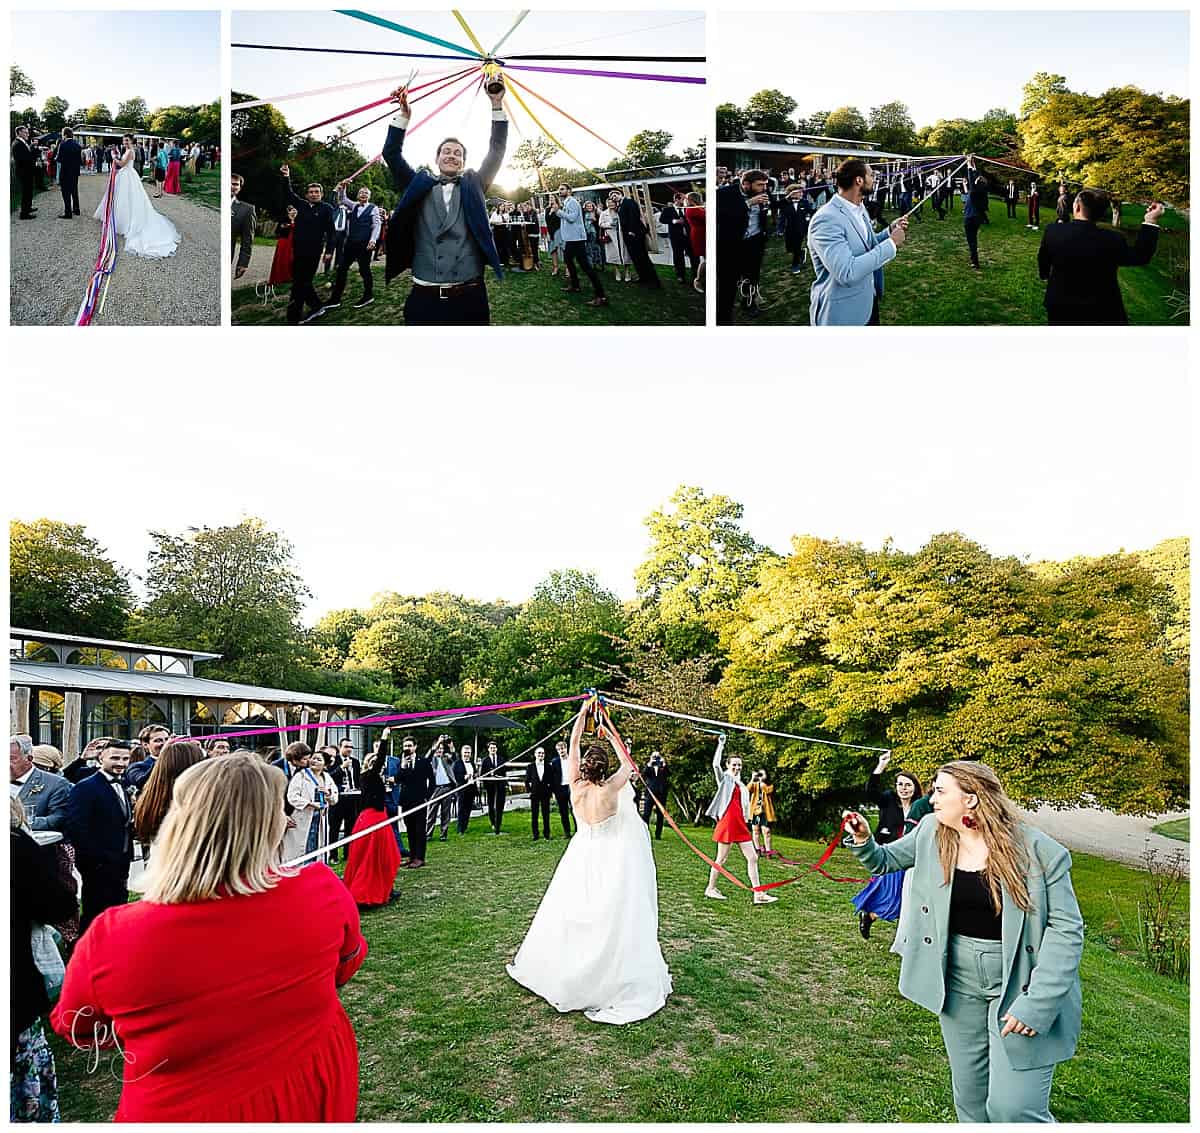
xmin=413 ymin=277 xmax=484 ymax=299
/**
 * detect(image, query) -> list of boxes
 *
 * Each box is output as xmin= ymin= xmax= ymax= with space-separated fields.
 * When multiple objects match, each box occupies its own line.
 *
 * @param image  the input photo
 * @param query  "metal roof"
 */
xmin=718 ymin=140 xmax=918 ymax=160
xmin=8 ymin=661 xmax=389 ymax=709
xmin=746 ymin=130 xmax=882 ymax=149
xmin=11 ymin=628 xmax=221 ymax=660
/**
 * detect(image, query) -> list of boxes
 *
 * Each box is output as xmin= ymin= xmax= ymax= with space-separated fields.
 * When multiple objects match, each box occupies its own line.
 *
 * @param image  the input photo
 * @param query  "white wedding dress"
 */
xmin=507 ymin=782 xmax=672 ymax=1024
xmin=96 ymin=155 xmax=180 ymax=259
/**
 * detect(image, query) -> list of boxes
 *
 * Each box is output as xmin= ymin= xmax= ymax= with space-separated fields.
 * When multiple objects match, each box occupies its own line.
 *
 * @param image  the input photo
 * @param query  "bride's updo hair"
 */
xmin=579 ymin=744 xmax=610 ymax=784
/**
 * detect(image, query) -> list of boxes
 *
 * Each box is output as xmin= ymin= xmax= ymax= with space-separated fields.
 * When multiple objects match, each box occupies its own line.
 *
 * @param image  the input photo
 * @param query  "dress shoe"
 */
xmin=859 ymin=911 xmax=872 ymax=940
xmin=59 ymin=212 xmax=73 ymax=219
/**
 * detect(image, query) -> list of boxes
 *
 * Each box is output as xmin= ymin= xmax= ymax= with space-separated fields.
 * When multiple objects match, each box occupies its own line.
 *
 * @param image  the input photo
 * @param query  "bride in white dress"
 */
xmin=95 ymin=135 xmax=180 ymax=259
xmin=507 ymin=707 xmax=672 ymax=1024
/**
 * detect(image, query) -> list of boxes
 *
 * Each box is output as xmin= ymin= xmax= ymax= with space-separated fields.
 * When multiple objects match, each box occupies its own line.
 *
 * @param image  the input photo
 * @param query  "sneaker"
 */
xmin=323 ymin=300 xmax=342 ymax=309
xmin=353 ymin=296 xmax=375 ymax=309
xmin=754 ymin=892 xmax=779 ymax=905
xmin=299 ymin=307 xmax=327 ymax=325
xmin=704 ymin=888 xmax=727 ymax=900
xmin=790 ymin=265 xmax=804 ymax=275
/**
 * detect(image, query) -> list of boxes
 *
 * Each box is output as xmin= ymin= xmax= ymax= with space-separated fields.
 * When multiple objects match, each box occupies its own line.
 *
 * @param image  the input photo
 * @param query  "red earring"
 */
xmin=961 ymin=813 xmax=976 ymax=830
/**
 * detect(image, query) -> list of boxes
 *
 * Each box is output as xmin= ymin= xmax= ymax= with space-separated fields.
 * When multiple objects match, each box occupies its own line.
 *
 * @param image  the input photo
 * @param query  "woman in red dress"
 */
xmin=268 ymin=206 xmax=297 ymax=286
xmin=342 ymin=752 xmax=402 ymax=908
xmin=703 ymin=735 xmax=777 ymax=905
xmin=684 ymin=192 xmax=706 ymax=293
xmin=51 ymin=754 xmax=367 ymax=1122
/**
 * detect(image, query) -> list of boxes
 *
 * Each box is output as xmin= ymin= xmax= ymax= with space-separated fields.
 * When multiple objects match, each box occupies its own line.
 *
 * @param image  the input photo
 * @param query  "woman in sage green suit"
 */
xmin=843 ymin=760 xmax=1083 ymax=1123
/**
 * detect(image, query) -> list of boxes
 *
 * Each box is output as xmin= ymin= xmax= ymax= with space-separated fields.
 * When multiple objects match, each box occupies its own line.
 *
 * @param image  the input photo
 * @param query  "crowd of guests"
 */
xmin=230 ymin=165 xmax=705 ymax=323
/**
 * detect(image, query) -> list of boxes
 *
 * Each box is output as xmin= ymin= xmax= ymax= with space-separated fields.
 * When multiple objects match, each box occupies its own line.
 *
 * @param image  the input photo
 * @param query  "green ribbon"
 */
xmin=336 ymin=10 xmax=481 ymax=58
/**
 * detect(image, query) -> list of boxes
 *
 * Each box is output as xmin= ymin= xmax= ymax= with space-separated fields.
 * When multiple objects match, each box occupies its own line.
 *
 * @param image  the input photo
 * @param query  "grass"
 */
xmin=48 ymin=821 xmax=1188 ymax=1122
xmin=232 ymin=253 xmax=703 ymax=326
xmin=1153 ymin=818 xmax=1190 ymax=843
xmin=180 ymin=166 xmax=220 ymax=210
xmin=742 ymin=198 xmax=1189 ymax=326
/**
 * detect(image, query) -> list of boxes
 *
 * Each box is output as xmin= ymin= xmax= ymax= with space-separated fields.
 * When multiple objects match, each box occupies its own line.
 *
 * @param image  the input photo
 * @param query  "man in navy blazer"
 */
xmin=808 ymin=158 xmax=909 ymax=326
xmin=64 ymin=739 xmax=135 ymax=933
xmin=54 ymin=127 xmax=83 ymax=218
xmin=382 ymin=82 xmax=507 ymax=326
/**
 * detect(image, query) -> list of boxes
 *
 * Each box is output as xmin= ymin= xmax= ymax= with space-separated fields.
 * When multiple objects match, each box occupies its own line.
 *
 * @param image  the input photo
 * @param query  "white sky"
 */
xmin=8 ymin=335 xmax=1190 ymax=626
xmin=232 ymin=10 xmax=705 ymax=188
xmin=715 ymin=10 xmax=1189 ymax=127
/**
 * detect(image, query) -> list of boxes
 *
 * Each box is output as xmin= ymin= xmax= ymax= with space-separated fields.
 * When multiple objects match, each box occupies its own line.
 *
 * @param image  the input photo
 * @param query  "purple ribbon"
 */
xmin=505 ymin=63 xmax=704 ymax=84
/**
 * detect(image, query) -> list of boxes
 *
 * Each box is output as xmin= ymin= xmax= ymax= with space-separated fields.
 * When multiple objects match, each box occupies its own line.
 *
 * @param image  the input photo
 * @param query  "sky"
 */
xmin=232 ymin=10 xmax=706 ymax=188
xmin=716 ymin=10 xmax=1189 ymax=127
xmin=10 ymin=11 xmax=220 ymax=115
xmin=9 ymin=335 xmax=1191 ymax=626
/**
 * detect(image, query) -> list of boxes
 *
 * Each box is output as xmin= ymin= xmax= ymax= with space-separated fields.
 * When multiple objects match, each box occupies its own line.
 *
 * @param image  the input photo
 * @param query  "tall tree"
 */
xmin=132 ymin=518 xmax=311 ymax=686
xmin=42 ymin=96 xmax=69 ymax=132
xmin=624 ymin=128 xmax=673 ymax=169
xmin=230 ymin=93 xmax=295 ymax=212
xmin=744 ymin=89 xmax=796 ymax=134
xmin=10 ymin=519 xmax=134 ymax=639
xmin=715 ymin=102 xmax=748 ymax=142
xmin=512 ymin=135 xmax=559 ymax=187
xmin=823 ymin=106 xmax=867 ymax=140
xmin=867 ymin=100 xmax=916 ymax=152
xmin=115 ymin=97 xmax=149 ymax=129
xmin=1020 ymin=71 xmax=1069 ymax=118
xmin=11 ymin=65 xmax=35 ymax=100
xmin=84 ymin=103 xmax=113 ymax=125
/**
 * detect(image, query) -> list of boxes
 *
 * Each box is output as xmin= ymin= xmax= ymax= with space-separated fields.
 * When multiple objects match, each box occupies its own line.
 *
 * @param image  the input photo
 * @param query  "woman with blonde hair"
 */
xmin=51 ymin=753 xmax=366 ymax=1121
xmin=843 ymin=760 xmax=1084 ymax=1123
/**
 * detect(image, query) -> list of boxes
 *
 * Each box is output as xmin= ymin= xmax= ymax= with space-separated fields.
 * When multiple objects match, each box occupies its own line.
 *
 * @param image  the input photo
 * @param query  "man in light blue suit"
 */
xmin=808 ymin=158 xmax=909 ymax=326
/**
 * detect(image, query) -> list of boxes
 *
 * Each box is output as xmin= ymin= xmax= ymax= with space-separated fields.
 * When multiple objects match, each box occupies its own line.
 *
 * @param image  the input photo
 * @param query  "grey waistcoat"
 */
xmin=411 ymin=184 xmax=483 ymax=284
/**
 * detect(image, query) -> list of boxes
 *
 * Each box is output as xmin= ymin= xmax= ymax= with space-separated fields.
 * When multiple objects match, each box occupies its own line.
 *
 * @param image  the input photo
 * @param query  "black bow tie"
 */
xmin=438 ymin=175 xmax=461 ymax=185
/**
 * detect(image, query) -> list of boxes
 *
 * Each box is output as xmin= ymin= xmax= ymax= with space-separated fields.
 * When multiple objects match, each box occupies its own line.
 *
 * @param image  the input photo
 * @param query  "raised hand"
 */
xmin=1146 ymin=202 xmax=1165 ymax=224
xmin=390 ymin=86 xmax=411 ymax=116
xmin=280 ymin=163 xmax=290 ymax=178
xmin=842 ymin=810 xmax=872 ymax=844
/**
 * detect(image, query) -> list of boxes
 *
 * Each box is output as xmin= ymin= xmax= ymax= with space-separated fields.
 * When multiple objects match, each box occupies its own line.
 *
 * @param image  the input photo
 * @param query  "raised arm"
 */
xmin=566 ymin=705 xmax=587 ymax=784
xmin=279 ymin=165 xmax=307 ymax=210
xmin=381 ymin=87 xmax=416 ymax=193
xmin=711 ymin=734 xmax=727 ymax=786
xmin=478 ymin=88 xmax=508 ymax=191
xmin=599 ymin=722 xmax=633 ymax=791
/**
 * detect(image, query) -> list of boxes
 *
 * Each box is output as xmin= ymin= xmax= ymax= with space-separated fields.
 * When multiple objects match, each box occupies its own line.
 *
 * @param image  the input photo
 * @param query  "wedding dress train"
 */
xmin=96 ymin=160 xmax=180 ymax=259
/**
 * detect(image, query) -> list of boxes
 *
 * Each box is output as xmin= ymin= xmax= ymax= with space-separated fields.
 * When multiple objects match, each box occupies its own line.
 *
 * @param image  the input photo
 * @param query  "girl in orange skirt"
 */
xmin=703 ymin=735 xmax=778 ymax=905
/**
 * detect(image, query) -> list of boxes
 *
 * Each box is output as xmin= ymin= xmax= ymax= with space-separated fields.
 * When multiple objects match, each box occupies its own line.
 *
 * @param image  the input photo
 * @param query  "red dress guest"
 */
xmin=50 ymin=754 xmax=367 ymax=1122
xmin=342 ymin=756 xmax=402 ymax=907
xmin=702 ymin=736 xmax=776 ymax=904
xmin=685 ymin=200 xmax=706 ymax=262
xmin=712 ymin=786 xmax=752 ymax=844
xmin=268 ymin=210 xmax=297 ymax=286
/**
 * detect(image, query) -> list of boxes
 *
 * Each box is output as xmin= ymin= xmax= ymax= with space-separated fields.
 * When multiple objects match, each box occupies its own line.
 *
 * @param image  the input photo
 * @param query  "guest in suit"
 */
xmin=1038 ymin=191 xmax=1163 ymax=325
xmin=780 ymin=187 xmax=813 ymax=273
xmin=327 ymin=181 xmax=381 ymax=310
xmin=658 ymin=193 xmax=695 ymax=284
xmin=230 ymin=172 xmax=257 ymax=279
xmin=54 ymin=127 xmax=83 ymax=218
xmin=382 ymin=82 xmax=508 ymax=325
xmin=808 ymin=159 xmax=909 ymax=327
xmin=125 ymin=724 xmax=171 ymax=792
xmin=395 ymin=734 xmax=435 ymax=867
xmin=638 ymin=750 xmax=669 ymax=839
xmin=10 ymin=735 xmax=72 ymax=834
xmin=844 ymin=761 xmax=1083 ymax=1122
xmin=278 ymin=165 xmax=336 ymax=325
xmin=1026 ymin=180 xmax=1041 ymax=229
xmin=425 ymin=738 xmax=461 ymax=842
xmin=963 ymin=158 xmax=991 ymax=270
xmin=618 ymin=190 xmax=662 ymax=290
xmin=550 ymin=184 xmax=608 ymax=306
xmin=525 ymin=745 xmax=558 ymax=840
xmin=716 ymin=170 xmax=770 ymax=324
xmin=133 ymin=140 xmax=146 ymax=179
xmin=551 ymin=740 xmax=574 ymax=837
xmin=12 ymin=126 xmax=37 ymax=219
xmin=63 ymin=739 xmax=135 ymax=934
xmin=456 ymin=744 xmax=476 ymax=834
xmin=375 ymin=735 xmax=408 ymax=854
xmin=1005 ymin=179 xmax=1019 ymax=219
xmin=328 ymin=739 xmax=363 ymax=862
xmin=480 ymin=740 xmax=507 ymax=834
xmin=1055 ymin=183 xmax=1074 ymax=224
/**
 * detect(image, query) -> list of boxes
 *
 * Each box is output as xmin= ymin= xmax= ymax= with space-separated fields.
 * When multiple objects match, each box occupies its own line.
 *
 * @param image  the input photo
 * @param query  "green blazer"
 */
xmin=849 ymin=817 xmax=1084 ymax=1070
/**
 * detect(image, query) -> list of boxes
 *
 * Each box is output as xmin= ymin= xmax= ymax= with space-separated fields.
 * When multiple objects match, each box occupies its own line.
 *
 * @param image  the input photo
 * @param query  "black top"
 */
xmin=360 ymin=765 xmax=388 ymax=810
xmin=1037 ymin=219 xmax=1159 ymax=324
xmin=866 ymin=773 xmax=918 ymax=845
xmin=948 ymin=868 xmax=1002 ymax=940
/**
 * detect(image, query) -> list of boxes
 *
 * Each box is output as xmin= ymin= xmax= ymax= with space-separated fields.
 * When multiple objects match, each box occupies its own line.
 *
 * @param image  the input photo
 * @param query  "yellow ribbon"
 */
xmin=502 ymin=74 xmax=603 ymax=180
xmin=450 ymin=10 xmax=487 ymax=57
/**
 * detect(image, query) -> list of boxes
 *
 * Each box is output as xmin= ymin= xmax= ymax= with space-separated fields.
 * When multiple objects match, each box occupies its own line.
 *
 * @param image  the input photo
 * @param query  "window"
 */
xmin=66 ymin=648 xmax=129 ymax=670
xmin=132 ymin=654 xmax=162 ymax=672
xmin=38 ymin=691 xmax=65 ymax=748
xmin=22 ymin=640 xmax=60 ymax=663
xmin=223 ymin=701 xmax=274 ymax=726
xmin=85 ymin=694 xmax=168 ymax=741
xmin=161 ymin=656 xmax=188 ymax=674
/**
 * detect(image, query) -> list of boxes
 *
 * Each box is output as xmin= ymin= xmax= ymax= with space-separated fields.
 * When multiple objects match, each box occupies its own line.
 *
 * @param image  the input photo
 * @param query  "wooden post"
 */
xmin=275 ymin=707 xmax=288 ymax=750
xmin=316 ymin=709 xmax=329 ymax=751
xmin=300 ymin=708 xmax=310 ymax=749
xmin=11 ymin=686 xmax=31 ymax=733
xmin=63 ymin=691 xmax=83 ymax=764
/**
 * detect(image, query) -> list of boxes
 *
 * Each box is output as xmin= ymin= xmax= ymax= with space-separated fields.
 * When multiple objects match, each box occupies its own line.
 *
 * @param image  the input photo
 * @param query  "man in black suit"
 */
xmin=1004 ymin=179 xmax=1019 ymax=219
xmin=279 ymin=165 xmax=336 ymax=325
xmin=1038 ymin=190 xmax=1163 ymax=325
xmin=617 ymin=190 xmax=662 ymax=290
xmin=124 ymin=724 xmax=170 ymax=792
xmin=327 ymin=740 xmax=363 ymax=862
xmin=550 ymin=740 xmax=574 ymax=838
xmin=395 ymin=734 xmax=435 ymax=867
xmin=638 ymin=750 xmax=670 ymax=839
xmin=64 ymin=739 xmax=135 ymax=934
xmin=716 ymin=170 xmax=770 ymax=324
xmin=12 ymin=126 xmax=37 ymax=219
xmin=54 ymin=127 xmax=83 ymax=218
xmin=524 ymin=745 xmax=558 ymax=840
xmin=426 ymin=738 xmax=460 ymax=842
xmin=658 ymin=193 xmax=695 ymax=284
xmin=479 ymin=740 xmax=507 ymax=834
xmin=230 ymin=172 xmax=257 ymax=280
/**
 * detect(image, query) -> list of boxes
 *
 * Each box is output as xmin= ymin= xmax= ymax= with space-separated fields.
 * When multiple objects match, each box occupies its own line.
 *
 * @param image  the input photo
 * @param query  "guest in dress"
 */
xmin=163 ymin=140 xmax=182 ymax=195
xmin=268 ymin=206 xmax=298 ymax=286
xmin=130 ymin=740 xmax=206 ymax=868
xmin=342 ymin=752 xmax=402 ymax=908
xmin=281 ymin=742 xmax=317 ymax=862
xmin=684 ymin=191 xmax=706 ymax=292
xmin=51 ymin=754 xmax=367 ymax=1122
xmin=600 ymin=194 xmax=632 ymax=281
xmin=583 ymin=201 xmax=605 ymax=270
xmin=305 ymin=750 xmax=339 ymax=862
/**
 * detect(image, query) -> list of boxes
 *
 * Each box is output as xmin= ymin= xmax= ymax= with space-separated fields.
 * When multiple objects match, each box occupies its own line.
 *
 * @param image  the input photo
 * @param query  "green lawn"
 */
xmin=742 ymin=198 xmax=1189 ymax=326
xmin=49 ymin=822 xmax=1188 ymax=1122
xmin=1153 ymin=818 xmax=1190 ymax=843
xmin=180 ymin=166 xmax=220 ymax=210
xmin=233 ymin=253 xmax=703 ymax=326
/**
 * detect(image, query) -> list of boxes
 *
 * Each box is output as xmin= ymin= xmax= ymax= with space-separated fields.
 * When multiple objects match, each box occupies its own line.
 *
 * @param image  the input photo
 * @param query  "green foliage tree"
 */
xmin=868 ymin=100 xmax=916 ymax=152
xmin=823 ymin=106 xmax=867 ymax=140
xmin=191 ymin=98 xmax=221 ymax=145
xmin=11 ymin=65 xmax=35 ymax=100
xmin=85 ymin=103 xmax=112 ymax=125
xmin=10 ymin=519 xmax=134 ymax=639
xmin=310 ymin=607 xmax=370 ymax=669
xmin=230 ymin=94 xmax=295 ymax=215
xmin=744 ymin=89 xmax=796 ymax=134
xmin=624 ymin=128 xmax=673 ymax=169
xmin=717 ymin=533 xmax=1189 ymax=819
xmin=512 ymin=135 xmax=559 ymax=188
xmin=1020 ymin=72 xmax=1069 ymax=119
xmin=800 ymin=109 xmax=831 ymax=136
xmin=715 ymin=102 xmax=748 ymax=142
xmin=1134 ymin=537 xmax=1190 ymax=660
xmin=132 ymin=518 xmax=311 ymax=686
xmin=921 ymin=117 xmax=973 ymax=154
xmin=42 ymin=96 xmax=69 ymax=132
xmin=115 ymin=97 xmax=148 ymax=129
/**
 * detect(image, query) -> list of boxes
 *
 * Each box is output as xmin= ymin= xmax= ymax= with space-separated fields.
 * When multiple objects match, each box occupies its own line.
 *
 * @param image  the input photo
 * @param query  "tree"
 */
xmin=868 ymin=101 xmax=916 ymax=152
xmin=115 ymin=97 xmax=149 ymax=129
xmin=132 ymin=518 xmax=311 ymax=686
xmin=624 ymin=128 xmax=673 ymax=169
xmin=715 ymin=102 xmax=747 ymax=142
xmin=11 ymin=65 xmax=35 ymax=100
xmin=230 ymin=94 xmax=295 ymax=213
xmin=744 ymin=89 xmax=796 ymax=134
xmin=512 ymin=136 xmax=559 ymax=187
xmin=800 ymin=110 xmax=831 ymax=136
xmin=823 ymin=106 xmax=867 ymax=140
xmin=85 ymin=103 xmax=113 ymax=125
xmin=42 ymin=96 xmax=69 ymax=132
xmin=1134 ymin=537 xmax=1189 ymax=661
xmin=148 ymin=105 xmax=198 ymax=140
xmin=1020 ymin=72 xmax=1069 ymax=118
xmin=310 ymin=608 xmax=369 ymax=669
xmin=191 ymin=98 xmax=221 ymax=145
xmin=10 ymin=519 xmax=134 ymax=639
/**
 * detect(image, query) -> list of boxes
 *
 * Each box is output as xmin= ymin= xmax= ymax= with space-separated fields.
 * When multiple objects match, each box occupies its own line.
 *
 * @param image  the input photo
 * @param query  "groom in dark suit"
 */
xmin=382 ymin=81 xmax=507 ymax=325
xmin=12 ymin=126 xmax=37 ymax=219
xmin=55 ymin=127 xmax=83 ymax=218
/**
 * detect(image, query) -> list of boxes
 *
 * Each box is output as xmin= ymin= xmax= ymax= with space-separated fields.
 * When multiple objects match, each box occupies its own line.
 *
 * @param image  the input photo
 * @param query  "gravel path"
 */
xmin=232 ymin=241 xmax=270 ymax=291
xmin=10 ymin=175 xmax=219 ymax=325
xmin=1016 ymin=805 xmax=1189 ymax=871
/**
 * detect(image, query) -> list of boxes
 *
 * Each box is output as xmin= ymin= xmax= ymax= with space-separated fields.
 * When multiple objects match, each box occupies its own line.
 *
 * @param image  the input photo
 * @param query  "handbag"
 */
xmin=600 ymin=232 xmax=611 ymax=245
xmin=31 ymin=924 xmax=66 ymax=1001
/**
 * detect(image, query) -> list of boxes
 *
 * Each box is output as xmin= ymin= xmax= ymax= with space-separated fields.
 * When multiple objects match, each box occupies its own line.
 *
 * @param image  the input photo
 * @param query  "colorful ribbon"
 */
xmin=502 ymin=74 xmax=603 ymax=180
xmin=506 ymin=63 xmax=705 ymax=84
xmin=503 ymin=72 xmax=626 ymax=158
xmin=233 ymin=43 xmax=477 ymax=61
xmin=336 ymin=10 xmax=480 ymax=58
xmin=232 ymin=63 xmax=469 ymax=111
xmin=75 ymin=163 xmax=119 ymax=327
xmin=450 ymin=9 xmax=487 ymax=57
xmin=505 ymin=53 xmax=707 ymax=62
xmin=488 ymin=9 xmax=530 ymax=55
